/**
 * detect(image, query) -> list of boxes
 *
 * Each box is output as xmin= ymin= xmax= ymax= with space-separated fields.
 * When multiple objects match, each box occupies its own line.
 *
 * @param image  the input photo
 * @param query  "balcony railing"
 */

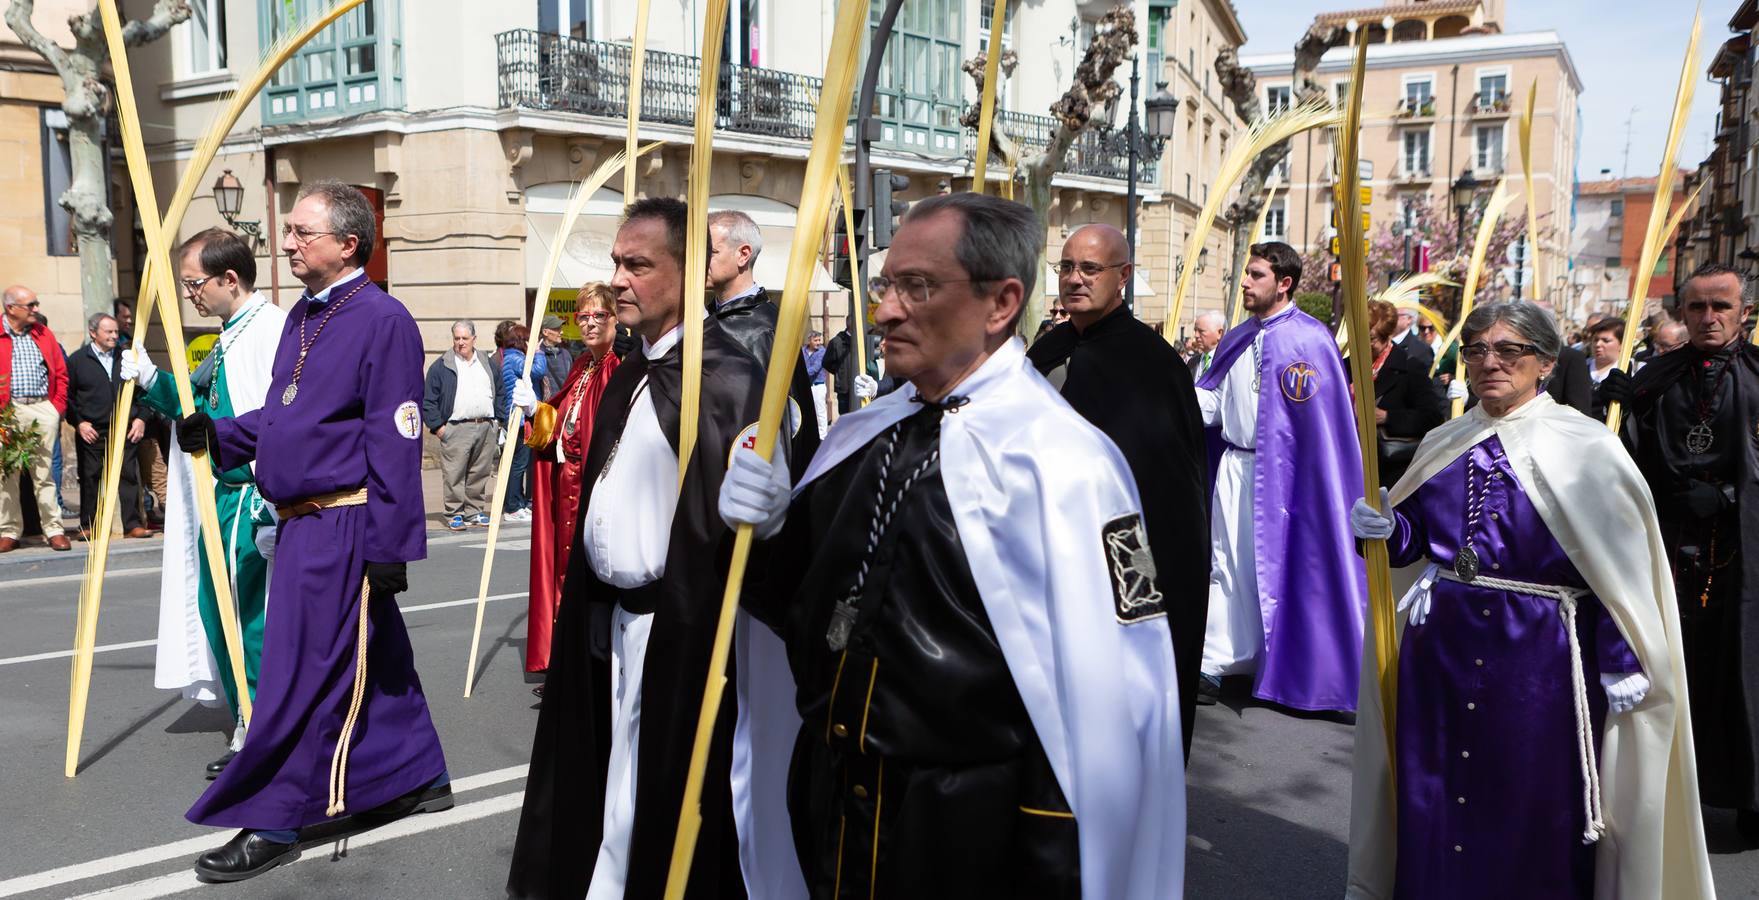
xmin=495 ymin=29 xmax=1155 ymax=184
xmin=1396 ymin=97 xmax=1437 ymax=118
xmin=496 ymin=29 xmax=820 ymax=141
xmin=1471 ymin=92 xmax=1512 ymax=116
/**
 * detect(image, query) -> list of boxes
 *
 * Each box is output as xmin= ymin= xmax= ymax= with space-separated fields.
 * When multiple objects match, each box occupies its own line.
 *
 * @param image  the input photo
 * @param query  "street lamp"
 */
xmin=1108 ymin=57 xmax=1174 ymax=310
xmin=212 ymin=169 xmax=263 ymax=244
xmin=1449 ymin=168 xmax=1480 ymax=249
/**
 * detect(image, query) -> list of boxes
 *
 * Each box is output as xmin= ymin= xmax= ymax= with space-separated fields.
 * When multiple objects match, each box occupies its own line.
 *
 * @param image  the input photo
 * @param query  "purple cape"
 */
xmin=1197 ymin=307 xmax=1367 ymax=711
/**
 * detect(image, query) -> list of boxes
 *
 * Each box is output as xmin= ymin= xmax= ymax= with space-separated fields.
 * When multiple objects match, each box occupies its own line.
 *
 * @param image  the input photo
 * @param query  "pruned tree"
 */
xmin=6 ymin=0 xmax=191 ymax=322
xmin=962 ymin=4 xmax=1136 ymax=333
xmin=1213 ymin=23 xmax=1346 ymax=305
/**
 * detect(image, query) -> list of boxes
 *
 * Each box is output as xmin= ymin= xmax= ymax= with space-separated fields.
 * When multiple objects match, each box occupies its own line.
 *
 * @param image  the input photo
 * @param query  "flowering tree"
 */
xmin=1300 ymin=190 xmax=1525 ymax=322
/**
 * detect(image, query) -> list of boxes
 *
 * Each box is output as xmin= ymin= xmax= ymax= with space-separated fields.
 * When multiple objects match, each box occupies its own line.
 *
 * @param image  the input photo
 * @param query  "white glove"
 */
xmin=1447 ymin=380 xmax=1468 ymax=401
xmin=1602 ymin=671 xmax=1650 ymax=715
xmin=718 ymin=445 xmax=791 ymax=539
xmin=511 ymin=378 xmax=538 ymax=416
xmin=1397 ymin=562 xmax=1440 ymax=627
xmin=254 ymin=524 xmax=278 ymax=562
xmin=121 ymin=347 xmax=158 ymax=389
xmin=853 ymin=374 xmax=879 ymax=401
xmin=1350 ymin=487 xmax=1393 ymax=540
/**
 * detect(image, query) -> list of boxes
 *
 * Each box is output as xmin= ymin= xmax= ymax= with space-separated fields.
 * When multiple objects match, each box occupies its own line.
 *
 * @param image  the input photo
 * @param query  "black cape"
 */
xmin=1623 ymin=339 xmax=1759 ymax=810
xmin=509 ymin=318 xmax=763 ymax=899
xmin=710 ymin=287 xmax=820 ymax=477
xmin=1026 ymin=305 xmax=1210 ymax=756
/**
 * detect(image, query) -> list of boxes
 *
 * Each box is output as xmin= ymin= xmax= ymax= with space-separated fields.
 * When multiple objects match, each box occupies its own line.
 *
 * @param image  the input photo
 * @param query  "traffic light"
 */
xmin=832 ymin=208 xmax=867 ymax=290
xmin=871 ymin=169 xmax=911 ymax=249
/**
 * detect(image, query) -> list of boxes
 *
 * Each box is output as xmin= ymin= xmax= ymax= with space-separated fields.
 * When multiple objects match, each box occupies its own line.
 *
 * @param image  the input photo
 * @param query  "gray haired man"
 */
xmin=421 ymin=319 xmax=503 ymax=530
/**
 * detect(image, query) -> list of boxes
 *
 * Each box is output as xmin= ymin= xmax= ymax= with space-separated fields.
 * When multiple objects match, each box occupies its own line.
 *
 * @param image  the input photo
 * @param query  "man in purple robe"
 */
xmin=1194 ymin=241 xmax=1367 ymax=712
xmin=176 ymin=180 xmax=450 ymax=882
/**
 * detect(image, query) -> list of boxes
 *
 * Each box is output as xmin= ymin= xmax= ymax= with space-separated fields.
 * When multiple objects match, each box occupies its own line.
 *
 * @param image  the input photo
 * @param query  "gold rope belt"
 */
xmin=272 ymin=485 xmax=373 ymax=816
xmin=276 ymin=486 xmax=368 ymax=520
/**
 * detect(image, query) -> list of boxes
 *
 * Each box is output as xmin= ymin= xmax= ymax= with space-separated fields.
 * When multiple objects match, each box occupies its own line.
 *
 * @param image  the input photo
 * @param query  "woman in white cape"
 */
xmin=1346 ymin=301 xmax=1713 ymax=899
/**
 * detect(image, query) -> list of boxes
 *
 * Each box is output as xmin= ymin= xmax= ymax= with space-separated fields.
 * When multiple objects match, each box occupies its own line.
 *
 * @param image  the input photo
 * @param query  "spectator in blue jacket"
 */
xmin=496 ymin=321 xmax=546 ymax=521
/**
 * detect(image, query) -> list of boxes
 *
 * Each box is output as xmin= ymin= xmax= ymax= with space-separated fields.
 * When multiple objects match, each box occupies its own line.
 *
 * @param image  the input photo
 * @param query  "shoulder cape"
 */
xmin=737 ymin=338 xmax=1186 ymax=900
xmin=153 ymin=293 xmax=287 ymax=703
xmin=1346 ymin=392 xmax=1714 ymax=899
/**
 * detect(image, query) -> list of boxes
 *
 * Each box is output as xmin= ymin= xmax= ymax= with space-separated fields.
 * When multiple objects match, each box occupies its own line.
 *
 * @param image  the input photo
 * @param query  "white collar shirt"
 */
xmin=450 ymin=350 xmax=496 ymax=421
xmin=304 ymin=267 xmax=366 ymax=305
xmin=581 ymin=324 xmax=683 ymax=590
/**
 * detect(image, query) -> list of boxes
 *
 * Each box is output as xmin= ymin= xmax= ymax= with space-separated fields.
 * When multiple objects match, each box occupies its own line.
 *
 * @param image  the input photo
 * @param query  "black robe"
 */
xmin=1623 ymin=339 xmax=1759 ymax=811
xmin=1026 ymin=305 xmax=1210 ymax=756
xmin=509 ymin=318 xmax=763 ymax=899
xmin=711 ymin=287 xmax=821 ymax=477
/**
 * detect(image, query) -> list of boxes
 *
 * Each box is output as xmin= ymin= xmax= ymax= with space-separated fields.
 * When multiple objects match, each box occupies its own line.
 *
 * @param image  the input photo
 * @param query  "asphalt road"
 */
xmin=4 ymin=529 xmax=1759 ymax=898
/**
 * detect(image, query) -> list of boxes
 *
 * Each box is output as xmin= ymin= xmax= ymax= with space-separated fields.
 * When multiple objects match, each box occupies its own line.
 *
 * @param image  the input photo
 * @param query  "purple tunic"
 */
xmin=1196 ymin=306 xmax=1368 ymax=711
xmin=1385 ymin=436 xmax=1641 ymax=899
xmin=187 ymin=274 xmax=445 ymax=829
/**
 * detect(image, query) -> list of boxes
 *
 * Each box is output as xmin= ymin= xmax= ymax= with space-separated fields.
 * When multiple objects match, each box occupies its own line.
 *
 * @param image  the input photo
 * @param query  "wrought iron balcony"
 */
xmin=495 ymin=29 xmax=820 ymax=141
xmin=495 ymin=29 xmax=1157 ymax=184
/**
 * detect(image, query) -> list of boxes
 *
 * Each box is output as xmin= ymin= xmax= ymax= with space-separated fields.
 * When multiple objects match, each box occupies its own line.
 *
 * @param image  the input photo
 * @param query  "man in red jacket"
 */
xmin=1 ymin=285 xmax=70 ymax=551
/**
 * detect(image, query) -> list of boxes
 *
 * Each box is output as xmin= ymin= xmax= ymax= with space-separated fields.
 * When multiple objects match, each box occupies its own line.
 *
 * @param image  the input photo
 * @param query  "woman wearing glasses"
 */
xmin=1346 ymin=301 xmax=1712 ymax=898
xmin=521 ymin=283 xmax=621 ymax=683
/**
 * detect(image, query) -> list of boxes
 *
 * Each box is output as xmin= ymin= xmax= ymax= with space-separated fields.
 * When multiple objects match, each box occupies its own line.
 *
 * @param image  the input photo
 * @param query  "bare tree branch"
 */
xmin=5 ymin=0 xmax=71 ymax=72
xmin=122 ymin=0 xmax=189 ymax=46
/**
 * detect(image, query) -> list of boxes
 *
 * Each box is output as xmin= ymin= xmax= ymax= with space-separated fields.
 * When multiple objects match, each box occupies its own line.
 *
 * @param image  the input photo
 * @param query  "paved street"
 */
xmin=5 ymin=527 xmax=1759 ymax=898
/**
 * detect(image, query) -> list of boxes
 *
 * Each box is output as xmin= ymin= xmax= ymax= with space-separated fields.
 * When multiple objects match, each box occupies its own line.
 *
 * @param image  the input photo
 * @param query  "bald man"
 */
xmin=1027 ymin=223 xmax=1210 ymax=756
xmin=1189 ymin=311 xmax=1226 ymax=377
xmin=1 ymin=285 xmax=70 ymax=552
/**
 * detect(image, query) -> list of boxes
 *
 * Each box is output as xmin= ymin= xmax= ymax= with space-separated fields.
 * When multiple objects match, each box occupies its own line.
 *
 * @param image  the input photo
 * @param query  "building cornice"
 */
xmin=1241 ymin=31 xmax=1584 ymax=95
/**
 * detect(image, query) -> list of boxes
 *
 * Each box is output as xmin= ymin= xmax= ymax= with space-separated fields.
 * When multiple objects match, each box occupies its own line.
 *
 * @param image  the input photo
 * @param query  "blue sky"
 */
xmin=1233 ymin=1 xmax=1724 ymax=183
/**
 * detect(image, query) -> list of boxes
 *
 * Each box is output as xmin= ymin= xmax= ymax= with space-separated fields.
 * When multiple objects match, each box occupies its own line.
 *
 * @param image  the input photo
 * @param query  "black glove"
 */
xmin=365 ymin=561 xmax=408 ymax=598
xmin=1676 ymin=481 xmax=1733 ymax=520
xmin=176 ymin=412 xmax=217 ymax=455
xmin=1598 ymin=367 xmax=1635 ymax=408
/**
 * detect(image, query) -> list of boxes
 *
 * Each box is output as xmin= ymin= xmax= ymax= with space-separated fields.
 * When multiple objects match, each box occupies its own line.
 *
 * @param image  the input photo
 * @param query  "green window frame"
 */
xmin=261 ymin=0 xmax=403 ymax=124
xmin=865 ymin=0 xmax=963 ymax=156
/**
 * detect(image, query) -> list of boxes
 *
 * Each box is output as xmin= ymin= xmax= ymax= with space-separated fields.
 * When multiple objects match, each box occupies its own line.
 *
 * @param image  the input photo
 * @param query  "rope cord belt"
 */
xmin=270 ymin=486 xmax=372 ymax=816
xmin=1434 ymin=567 xmax=1604 ymax=844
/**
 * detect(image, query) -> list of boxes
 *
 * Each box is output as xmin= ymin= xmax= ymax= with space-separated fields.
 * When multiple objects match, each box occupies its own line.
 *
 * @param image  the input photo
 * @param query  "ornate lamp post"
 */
xmin=212 ymin=169 xmax=263 ymax=244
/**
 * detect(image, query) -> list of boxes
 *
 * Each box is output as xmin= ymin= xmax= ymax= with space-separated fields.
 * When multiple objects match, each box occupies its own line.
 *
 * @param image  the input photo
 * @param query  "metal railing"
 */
xmin=495 ymin=29 xmax=1156 ymax=183
xmin=496 ymin=29 xmax=821 ymax=141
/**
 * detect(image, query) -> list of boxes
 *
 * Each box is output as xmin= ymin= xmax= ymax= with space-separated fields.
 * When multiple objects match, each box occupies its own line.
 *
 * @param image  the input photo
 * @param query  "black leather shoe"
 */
xmin=206 ymin=749 xmax=236 ymax=780
xmin=192 ymin=830 xmax=299 ymax=883
xmin=353 ymin=782 xmax=454 ymax=825
xmin=1739 ymin=810 xmax=1759 ymax=845
xmin=1196 ymin=676 xmax=1221 ymax=706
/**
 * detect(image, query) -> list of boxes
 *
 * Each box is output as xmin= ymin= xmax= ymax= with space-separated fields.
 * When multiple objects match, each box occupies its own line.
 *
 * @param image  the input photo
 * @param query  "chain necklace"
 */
xmin=281 ymin=280 xmax=367 ymax=406
xmin=1685 ymin=352 xmax=1736 ymax=455
xmin=208 ymin=300 xmax=266 ymax=409
xmin=1455 ymin=457 xmax=1493 ymax=582
xmin=561 ymin=356 xmax=599 ymax=438
xmin=1251 ymin=330 xmax=1264 ymax=393
xmin=825 ymin=417 xmax=942 ymax=651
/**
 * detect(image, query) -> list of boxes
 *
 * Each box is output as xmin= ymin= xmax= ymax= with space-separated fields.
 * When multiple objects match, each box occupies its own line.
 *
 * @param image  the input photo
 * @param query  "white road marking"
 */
xmin=0 ymin=766 xmax=527 ymax=898
xmin=462 ymin=539 xmax=531 ymax=550
xmin=0 ymin=593 xmax=523 ymax=668
xmin=2 ymin=567 xmax=161 ymax=589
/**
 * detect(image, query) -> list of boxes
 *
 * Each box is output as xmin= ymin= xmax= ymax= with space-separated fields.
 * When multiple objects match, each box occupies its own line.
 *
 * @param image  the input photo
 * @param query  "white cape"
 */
xmin=1346 ymin=392 xmax=1714 ymax=899
xmin=733 ymin=338 xmax=1187 ymax=899
xmin=153 ymin=293 xmax=287 ymax=704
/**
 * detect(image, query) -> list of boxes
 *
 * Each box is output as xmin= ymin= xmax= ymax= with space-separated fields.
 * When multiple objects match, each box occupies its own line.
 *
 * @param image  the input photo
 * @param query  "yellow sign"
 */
xmin=545 ymin=288 xmax=582 ymax=342
xmin=1330 ymin=211 xmax=1372 ymax=232
xmin=1330 ymin=238 xmax=1370 ymax=257
xmin=1333 ymin=186 xmax=1373 ymax=206
xmin=186 ymin=332 xmax=218 ymax=372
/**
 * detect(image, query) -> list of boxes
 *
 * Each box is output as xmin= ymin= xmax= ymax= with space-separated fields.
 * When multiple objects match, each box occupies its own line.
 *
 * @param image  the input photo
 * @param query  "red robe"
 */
xmin=526 ymin=350 xmax=618 ymax=672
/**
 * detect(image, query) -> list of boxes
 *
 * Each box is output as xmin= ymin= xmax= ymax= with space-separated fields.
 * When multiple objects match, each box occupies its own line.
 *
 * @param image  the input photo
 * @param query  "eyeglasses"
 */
xmin=868 ymin=273 xmax=979 ymax=305
xmin=1461 ymin=341 xmax=1541 ymax=363
xmin=179 ymin=274 xmax=218 ymax=295
xmin=1054 ymin=260 xmax=1127 ymax=279
xmin=1418 ymin=324 xmax=1437 ymax=333
xmin=280 ymin=224 xmax=335 ymax=246
xmin=8 ymin=300 xmax=41 ymax=310
xmin=1051 ymin=308 xmax=1070 ymax=319
xmin=577 ymin=311 xmax=613 ymax=322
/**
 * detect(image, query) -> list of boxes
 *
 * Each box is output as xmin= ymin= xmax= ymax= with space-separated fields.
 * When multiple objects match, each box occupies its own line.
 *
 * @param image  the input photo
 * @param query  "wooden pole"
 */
xmin=837 ymin=165 xmax=868 ymax=404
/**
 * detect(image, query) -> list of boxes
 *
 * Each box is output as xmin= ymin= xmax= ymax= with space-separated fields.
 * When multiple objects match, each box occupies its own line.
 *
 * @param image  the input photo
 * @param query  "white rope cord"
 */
xmin=326 ymin=575 xmax=372 ymax=817
xmin=1437 ymin=569 xmax=1604 ymax=843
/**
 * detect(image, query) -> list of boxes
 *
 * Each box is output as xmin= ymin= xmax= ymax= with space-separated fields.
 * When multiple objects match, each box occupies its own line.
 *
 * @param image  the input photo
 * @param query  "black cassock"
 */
xmin=710 ymin=286 xmax=821 ymax=477
xmin=1625 ymin=339 xmax=1759 ymax=811
xmin=744 ymin=402 xmax=1081 ymax=899
xmin=1027 ymin=305 xmax=1210 ymax=755
xmin=509 ymin=318 xmax=763 ymax=900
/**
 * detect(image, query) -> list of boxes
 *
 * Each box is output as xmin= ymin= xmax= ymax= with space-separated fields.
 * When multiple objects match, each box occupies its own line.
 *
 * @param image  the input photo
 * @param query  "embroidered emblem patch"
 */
xmin=729 ymin=422 xmax=762 ymax=469
xmin=394 ymin=401 xmax=422 ymax=440
xmin=1281 ymin=361 xmax=1319 ymax=403
xmin=1103 ymin=514 xmax=1165 ymax=624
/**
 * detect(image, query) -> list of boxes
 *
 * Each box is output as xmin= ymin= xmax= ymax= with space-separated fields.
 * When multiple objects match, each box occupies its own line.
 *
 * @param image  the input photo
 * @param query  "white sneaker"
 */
xmin=503 ymin=508 xmax=532 ymax=523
